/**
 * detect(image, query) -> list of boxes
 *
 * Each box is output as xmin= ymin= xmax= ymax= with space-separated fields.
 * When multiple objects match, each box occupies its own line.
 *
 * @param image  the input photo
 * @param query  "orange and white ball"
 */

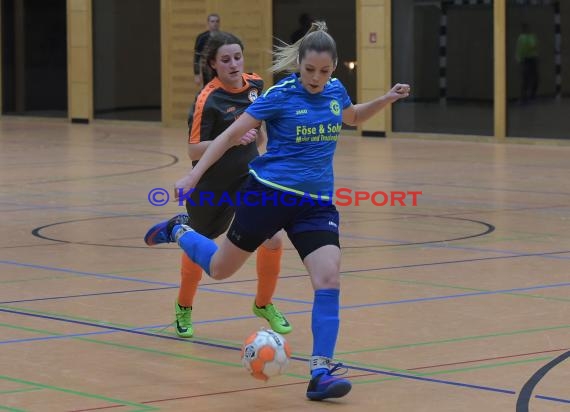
xmin=241 ymin=329 xmax=291 ymax=381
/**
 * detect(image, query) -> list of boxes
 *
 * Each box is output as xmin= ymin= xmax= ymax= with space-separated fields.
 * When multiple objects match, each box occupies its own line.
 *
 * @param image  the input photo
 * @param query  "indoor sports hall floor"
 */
xmin=1 ymin=118 xmax=569 ymax=411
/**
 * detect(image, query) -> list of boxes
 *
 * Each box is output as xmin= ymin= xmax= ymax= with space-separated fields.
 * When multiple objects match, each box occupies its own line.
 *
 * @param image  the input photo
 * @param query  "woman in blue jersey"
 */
xmin=145 ymin=21 xmax=410 ymax=401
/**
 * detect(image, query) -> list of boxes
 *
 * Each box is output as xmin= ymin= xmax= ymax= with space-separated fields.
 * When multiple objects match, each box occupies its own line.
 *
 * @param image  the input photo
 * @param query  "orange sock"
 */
xmin=255 ymin=245 xmax=282 ymax=307
xmin=177 ymin=253 xmax=202 ymax=308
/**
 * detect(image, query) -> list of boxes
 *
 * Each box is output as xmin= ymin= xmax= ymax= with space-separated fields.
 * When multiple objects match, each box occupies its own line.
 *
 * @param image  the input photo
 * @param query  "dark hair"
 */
xmin=203 ymin=31 xmax=244 ymax=77
xmin=272 ymin=21 xmax=337 ymax=74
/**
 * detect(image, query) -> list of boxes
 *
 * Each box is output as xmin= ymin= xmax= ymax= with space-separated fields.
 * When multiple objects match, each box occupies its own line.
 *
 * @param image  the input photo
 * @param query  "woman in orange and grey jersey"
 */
xmin=173 ymin=31 xmax=291 ymax=338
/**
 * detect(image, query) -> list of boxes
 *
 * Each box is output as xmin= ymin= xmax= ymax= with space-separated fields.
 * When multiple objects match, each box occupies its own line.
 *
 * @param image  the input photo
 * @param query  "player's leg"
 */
xmin=144 ymin=212 xmax=250 ymax=279
xmin=295 ymin=238 xmax=351 ymax=401
xmin=253 ymin=231 xmax=292 ymax=334
xmin=288 ymin=203 xmax=351 ymax=401
xmin=174 ymin=192 xmax=234 ymax=337
xmin=175 ymin=253 xmax=201 ymax=337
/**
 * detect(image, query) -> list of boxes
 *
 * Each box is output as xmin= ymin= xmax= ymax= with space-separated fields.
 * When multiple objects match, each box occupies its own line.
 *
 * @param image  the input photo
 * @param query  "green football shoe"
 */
xmin=252 ymin=302 xmax=292 ymax=334
xmin=174 ymin=300 xmax=193 ymax=338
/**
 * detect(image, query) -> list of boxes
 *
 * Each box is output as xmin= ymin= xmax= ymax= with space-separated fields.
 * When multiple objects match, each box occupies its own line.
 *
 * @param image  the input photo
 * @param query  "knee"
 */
xmin=315 ymin=276 xmax=340 ymax=290
xmin=262 ymin=232 xmax=283 ymax=250
xmin=311 ymin=264 xmax=341 ymax=290
xmin=209 ymin=258 xmax=240 ymax=280
xmin=209 ymin=269 xmax=232 ymax=280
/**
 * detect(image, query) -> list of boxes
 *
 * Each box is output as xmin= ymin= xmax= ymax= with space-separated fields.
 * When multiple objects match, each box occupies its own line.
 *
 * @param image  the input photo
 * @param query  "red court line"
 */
xmin=68 ymin=373 xmax=374 ymax=412
xmin=408 ymin=347 xmax=569 ymax=371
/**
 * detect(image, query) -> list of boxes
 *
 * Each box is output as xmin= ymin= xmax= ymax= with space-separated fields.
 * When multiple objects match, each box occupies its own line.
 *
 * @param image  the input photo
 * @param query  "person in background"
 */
xmin=516 ymin=23 xmax=539 ymax=103
xmin=194 ymin=13 xmax=221 ymax=87
xmin=290 ymin=13 xmax=314 ymax=44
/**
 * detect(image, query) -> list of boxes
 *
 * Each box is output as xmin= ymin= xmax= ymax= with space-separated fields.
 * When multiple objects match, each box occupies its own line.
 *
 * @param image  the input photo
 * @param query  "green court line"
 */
xmin=0 ymin=405 xmax=27 ymax=412
xmin=350 ymin=356 xmax=553 ymax=385
xmin=0 ymin=388 xmax=42 ymax=395
xmin=0 ymin=376 xmax=157 ymax=412
xmin=3 ymin=299 xmax=568 ymax=361
xmin=342 ymin=272 xmax=570 ymax=303
xmin=337 ymin=324 xmax=570 ymax=356
xmin=0 ymin=304 xmax=138 ymax=329
xmin=0 ymin=322 xmax=307 ymax=381
xmin=3 ymin=309 xmax=567 ymax=379
xmin=146 ymin=328 xmax=243 ymax=348
xmin=2 ymin=288 xmax=569 ymax=400
xmin=417 ymin=356 xmax=552 ymax=377
xmin=2 ymin=320 xmax=555 ymax=392
xmin=0 ymin=305 xmax=259 ymax=350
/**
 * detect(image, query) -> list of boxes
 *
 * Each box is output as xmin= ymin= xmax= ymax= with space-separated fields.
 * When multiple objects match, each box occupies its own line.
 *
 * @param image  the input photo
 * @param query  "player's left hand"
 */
xmin=386 ymin=83 xmax=411 ymax=102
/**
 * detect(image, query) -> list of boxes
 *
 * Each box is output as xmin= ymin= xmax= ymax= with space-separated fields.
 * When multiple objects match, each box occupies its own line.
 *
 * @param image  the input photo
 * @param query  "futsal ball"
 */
xmin=241 ymin=328 xmax=291 ymax=381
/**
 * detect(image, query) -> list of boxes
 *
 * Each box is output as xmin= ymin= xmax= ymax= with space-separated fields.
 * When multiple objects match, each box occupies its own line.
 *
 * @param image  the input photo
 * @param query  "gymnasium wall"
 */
xmin=62 ymin=0 xmax=389 ymax=133
xmin=358 ymin=0 xmax=388 ymax=135
xmin=161 ymin=0 xmax=272 ymax=126
xmin=67 ymin=0 xmax=92 ymax=122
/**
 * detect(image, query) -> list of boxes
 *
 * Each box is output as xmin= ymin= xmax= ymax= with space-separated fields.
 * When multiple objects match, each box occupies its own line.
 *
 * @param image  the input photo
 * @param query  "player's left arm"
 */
xmin=342 ymin=83 xmax=410 ymax=126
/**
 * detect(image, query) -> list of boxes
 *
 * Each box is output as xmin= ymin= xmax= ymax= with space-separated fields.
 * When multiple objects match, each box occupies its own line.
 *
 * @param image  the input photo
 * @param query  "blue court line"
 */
xmin=0 ymin=286 xmax=176 ymax=304
xmin=346 ymin=363 xmax=515 ymax=395
xmin=3 ymin=247 xmax=570 ymax=293
xmin=2 ymin=272 xmax=570 ymax=313
xmin=342 ymin=232 xmax=570 ymax=260
xmin=3 ymin=280 xmax=570 ymax=345
xmin=516 ymin=350 xmax=570 ymax=411
xmin=341 ymin=249 xmax=570 ymax=274
xmin=0 ymin=323 xmax=169 ymax=345
xmin=0 ymin=260 xmax=178 ymax=287
xmin=535 ymin=395 xmax=570 ymax=404
xmin=2 ymin=307 xmax=570 ymax=405
xmin=2 ymin=275 xmax=570 ymax=311
xmin=340 ymin=282 xmax=570 ymax=310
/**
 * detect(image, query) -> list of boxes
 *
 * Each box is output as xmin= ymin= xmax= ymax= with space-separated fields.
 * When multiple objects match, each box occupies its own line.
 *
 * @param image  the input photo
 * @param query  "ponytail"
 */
xmin=270 ymin=21 xmax=337 ymax=74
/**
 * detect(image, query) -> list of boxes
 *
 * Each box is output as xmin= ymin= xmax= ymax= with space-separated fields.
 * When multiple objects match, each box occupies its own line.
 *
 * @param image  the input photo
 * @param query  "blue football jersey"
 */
xmin=245 ymin=73 xmax=352 ymax=199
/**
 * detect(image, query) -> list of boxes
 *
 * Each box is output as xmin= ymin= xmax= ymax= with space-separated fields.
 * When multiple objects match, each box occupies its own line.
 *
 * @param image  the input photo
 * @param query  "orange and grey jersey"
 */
xmin=188 ymin=73 xmax=263 ymax=189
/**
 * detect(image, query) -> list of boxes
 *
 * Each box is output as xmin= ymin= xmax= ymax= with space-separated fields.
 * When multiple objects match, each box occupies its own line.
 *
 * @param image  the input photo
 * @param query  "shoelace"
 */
xmin=266 ymin=304 xmax=287 ymax=322
xmin=176 ymin=306 xmax=192 ymax=326
xmin=327 ymin=362 xmax=349 ymax=376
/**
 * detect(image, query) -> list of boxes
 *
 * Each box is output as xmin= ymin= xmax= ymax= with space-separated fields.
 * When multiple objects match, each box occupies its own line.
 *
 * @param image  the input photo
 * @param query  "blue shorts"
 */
xmin=226 ymin=176 xmax=340 ymax=256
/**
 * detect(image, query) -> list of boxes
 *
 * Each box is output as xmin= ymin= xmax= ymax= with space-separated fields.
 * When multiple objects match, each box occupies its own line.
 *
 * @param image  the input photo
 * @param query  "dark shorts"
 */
xmin=226 ymin=176 xmax=340 ymax=258
xmin=185 ymin=176 xmax=247 ymax=239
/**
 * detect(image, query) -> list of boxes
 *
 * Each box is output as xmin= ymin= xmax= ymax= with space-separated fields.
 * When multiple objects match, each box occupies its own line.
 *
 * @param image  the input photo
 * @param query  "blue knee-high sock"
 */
xmin=311 ymin=288 xmax=340 ymax=377
xmin=173 ymin=224 xmax=218 ymax=276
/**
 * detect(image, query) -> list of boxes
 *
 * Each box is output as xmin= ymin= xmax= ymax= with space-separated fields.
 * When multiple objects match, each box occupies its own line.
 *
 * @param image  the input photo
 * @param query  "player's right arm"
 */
xmin=175 ymin=113 xmax=260 ymax=197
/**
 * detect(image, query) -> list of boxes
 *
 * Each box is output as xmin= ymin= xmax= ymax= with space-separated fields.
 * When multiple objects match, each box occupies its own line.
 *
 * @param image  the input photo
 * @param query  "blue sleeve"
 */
xmin=339 ymin=82 xmax=352 ymax=109
xmin=245 ymin=89 xmax=284 ymax=121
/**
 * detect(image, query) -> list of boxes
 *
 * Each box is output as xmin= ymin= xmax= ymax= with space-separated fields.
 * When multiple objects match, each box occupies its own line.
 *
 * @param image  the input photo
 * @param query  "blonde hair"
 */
xmin=271 ymin=21 xmax=338 ymax=74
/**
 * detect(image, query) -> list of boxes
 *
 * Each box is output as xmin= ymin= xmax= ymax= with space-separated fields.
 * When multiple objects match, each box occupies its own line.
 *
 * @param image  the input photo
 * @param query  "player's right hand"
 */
xmin=174 ymin=174 xmax=197 ymax=200
xmin=237 ymin=129 xmax=258 ymax=146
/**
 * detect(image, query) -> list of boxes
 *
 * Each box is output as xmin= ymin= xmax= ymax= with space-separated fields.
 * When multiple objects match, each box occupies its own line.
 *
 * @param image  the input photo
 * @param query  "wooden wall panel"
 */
xmin=67 ymin=0 xmax=93 ymax=122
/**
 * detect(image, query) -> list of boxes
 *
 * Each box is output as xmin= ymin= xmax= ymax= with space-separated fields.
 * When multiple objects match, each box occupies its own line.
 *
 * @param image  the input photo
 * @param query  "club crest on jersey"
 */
xmin=248 ymin=88 xmax=259 ymax=102
xmin=330 ymin=99 xmax=340 ymax=115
